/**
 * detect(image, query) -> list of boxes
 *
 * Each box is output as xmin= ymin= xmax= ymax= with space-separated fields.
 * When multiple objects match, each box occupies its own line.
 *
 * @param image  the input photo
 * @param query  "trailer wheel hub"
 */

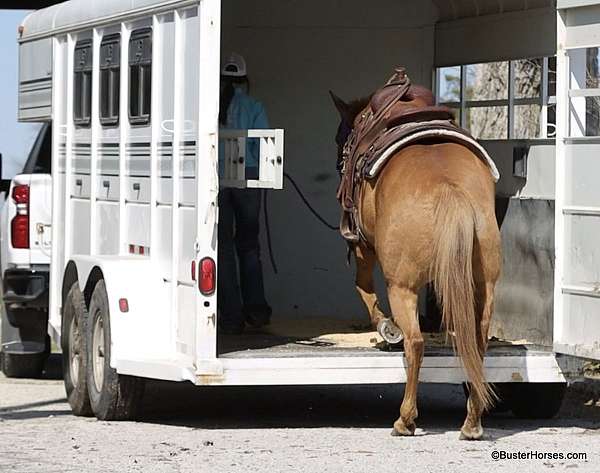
xmin=92 ymin=315 xmax=105 ymax=392
xmin=68 ymin=317 xmax=80 ymax=385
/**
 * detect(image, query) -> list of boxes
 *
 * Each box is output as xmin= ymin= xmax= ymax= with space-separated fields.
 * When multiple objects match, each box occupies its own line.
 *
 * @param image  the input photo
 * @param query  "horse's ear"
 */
xmin=329 ymin=90 xmax=351 ymax=122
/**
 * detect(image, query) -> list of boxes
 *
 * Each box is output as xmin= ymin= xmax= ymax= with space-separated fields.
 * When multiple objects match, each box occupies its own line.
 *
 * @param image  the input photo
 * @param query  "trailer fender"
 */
xmin=69 ymin=255 xmax=172 ymax=368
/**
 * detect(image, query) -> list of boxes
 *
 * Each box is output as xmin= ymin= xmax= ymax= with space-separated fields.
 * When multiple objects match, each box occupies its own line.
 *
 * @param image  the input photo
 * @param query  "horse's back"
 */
xmin=379 ymin=142 xmax=494 ymax=203
xmin=367 ymin=142 xmax=499 ymax=286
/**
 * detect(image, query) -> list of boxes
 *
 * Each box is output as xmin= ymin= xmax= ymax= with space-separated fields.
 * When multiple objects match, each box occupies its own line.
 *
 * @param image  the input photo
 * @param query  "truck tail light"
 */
xmin=11 ymin=185 xmax=30 ymax=249
xmin=198 ymin=257 xmax=216 ymax=296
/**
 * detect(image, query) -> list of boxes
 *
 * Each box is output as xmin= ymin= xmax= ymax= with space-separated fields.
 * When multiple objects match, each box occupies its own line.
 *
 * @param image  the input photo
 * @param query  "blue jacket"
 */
xmin=219 ymin=87 xmax=269 ymax=174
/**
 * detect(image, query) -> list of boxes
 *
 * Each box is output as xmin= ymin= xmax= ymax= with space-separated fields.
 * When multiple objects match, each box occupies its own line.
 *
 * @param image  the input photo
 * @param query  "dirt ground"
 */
xmin=1 ymin=355 xmax=599 ymax=473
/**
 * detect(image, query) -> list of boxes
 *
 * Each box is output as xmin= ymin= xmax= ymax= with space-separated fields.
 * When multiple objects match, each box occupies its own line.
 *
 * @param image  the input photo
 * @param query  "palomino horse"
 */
xmin=331 ymin=93 xmax=502 ymax=440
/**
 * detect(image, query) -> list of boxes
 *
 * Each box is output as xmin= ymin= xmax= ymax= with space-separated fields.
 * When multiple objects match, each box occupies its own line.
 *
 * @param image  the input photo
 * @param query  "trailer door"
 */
xmin=554 ymin=1 xmax=600 ymax=360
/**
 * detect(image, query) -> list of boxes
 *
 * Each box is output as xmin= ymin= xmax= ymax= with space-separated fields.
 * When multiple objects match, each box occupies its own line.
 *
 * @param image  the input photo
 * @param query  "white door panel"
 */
xmin=554 ymin=4 xmax=600 ymax=360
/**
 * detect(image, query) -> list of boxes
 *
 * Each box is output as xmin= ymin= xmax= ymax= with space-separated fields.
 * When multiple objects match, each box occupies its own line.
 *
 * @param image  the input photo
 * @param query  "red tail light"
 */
xmin=198 ymin=257 xmax=216 ymax=296
xmin=11 ymin=185 xmax=30 ymax=249
xmin=12 ymin=185 xmax=29 ymax=204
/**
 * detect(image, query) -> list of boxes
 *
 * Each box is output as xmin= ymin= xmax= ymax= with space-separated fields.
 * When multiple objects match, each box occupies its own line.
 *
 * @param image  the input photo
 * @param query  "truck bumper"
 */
xmin=1 ymin=269 xmax=49 ymax=355
xmin=3 ymin=268 xmax=49 ymax=310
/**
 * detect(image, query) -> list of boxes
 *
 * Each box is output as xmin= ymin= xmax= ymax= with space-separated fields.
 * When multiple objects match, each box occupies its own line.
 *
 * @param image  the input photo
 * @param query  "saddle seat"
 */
xmin=369 ymin=81 xmax=454 ymax=130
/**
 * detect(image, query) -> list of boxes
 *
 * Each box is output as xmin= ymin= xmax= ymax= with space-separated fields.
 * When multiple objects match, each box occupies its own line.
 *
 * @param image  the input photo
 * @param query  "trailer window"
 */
xmin=128 ymin=28 xmax=152 ymax=125
xmin=74 ymin=40 xmax=93 ymax=127
xmin=436 ymin=57 xmax=556 ymax=139
xmin=100 ymin=34 xmax=121 ymax=126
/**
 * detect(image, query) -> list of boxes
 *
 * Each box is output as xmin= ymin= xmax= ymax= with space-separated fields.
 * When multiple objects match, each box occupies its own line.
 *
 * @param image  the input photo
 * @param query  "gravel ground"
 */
xmin=1 ymin=355 xmax=599 ymax=473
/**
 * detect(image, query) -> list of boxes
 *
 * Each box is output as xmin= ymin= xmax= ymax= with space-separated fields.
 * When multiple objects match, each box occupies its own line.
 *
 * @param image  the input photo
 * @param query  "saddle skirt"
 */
xmin=337 ymin=67 xmax=500 ymax=243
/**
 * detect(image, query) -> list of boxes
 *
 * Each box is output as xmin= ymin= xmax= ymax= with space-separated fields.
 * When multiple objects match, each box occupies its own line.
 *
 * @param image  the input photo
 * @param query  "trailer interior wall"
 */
xmin=222 ymin=1 xmax=560 ymax=338
xmin=221 ymin=0 xmax=438 ymax=319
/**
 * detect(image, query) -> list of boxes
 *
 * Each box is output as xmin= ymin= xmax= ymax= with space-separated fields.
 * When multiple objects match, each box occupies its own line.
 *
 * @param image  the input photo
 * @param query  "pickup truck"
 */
xmin=0 ymin=124 xmax=52 ymax=378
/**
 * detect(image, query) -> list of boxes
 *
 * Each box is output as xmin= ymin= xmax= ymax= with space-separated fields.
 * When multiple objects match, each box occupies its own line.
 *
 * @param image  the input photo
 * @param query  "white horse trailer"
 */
xmin=14 ymin=0 xmax=600 ymax=420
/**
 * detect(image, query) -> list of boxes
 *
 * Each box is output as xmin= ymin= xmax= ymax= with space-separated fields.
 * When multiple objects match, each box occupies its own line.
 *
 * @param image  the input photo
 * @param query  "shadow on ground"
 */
xmin=137 ymin=378 xmax=600 ymax=440
xmin=3 ymin=353 xmax=600 ymax=440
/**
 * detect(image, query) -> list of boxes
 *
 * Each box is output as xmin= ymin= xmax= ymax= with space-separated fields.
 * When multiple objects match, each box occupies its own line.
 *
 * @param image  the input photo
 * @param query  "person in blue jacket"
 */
xmin=218 ymin=53 xmax=272 ymax=334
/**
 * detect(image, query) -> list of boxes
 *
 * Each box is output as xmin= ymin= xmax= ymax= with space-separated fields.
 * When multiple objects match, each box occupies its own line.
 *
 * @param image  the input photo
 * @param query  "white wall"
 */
xmin=435 ymin=7 xmax=556 ymax=66
xmin=222 ymin=0 xmax=438 ymax=318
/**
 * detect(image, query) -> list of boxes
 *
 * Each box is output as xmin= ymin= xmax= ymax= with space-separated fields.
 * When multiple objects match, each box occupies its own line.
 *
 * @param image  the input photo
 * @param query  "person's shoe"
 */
xmin=243 ymin=304 xmax=272 ymax=329
xmin=219 ymin=318 xmax=245 ymax=335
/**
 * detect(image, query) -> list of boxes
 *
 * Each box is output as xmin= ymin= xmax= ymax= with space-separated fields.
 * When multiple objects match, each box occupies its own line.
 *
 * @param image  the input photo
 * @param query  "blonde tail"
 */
xmin=431 ymin=184 xmax=495 ymax=410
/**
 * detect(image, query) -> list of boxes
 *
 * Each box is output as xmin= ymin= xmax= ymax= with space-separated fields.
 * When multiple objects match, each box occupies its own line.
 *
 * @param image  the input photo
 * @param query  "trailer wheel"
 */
xmin=506 ymin=383 xmax=567 ymax=419
xmin=61 ymin=283 xmax=93 ymax=416
xmin=1 ymin=351 xmax=46 ymax=378
xmin=86 ymin=280 xmax=144 ymax=420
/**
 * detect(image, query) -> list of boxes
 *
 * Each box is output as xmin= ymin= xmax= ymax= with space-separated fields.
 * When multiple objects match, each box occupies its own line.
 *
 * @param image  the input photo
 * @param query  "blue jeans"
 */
xmin=217 ymin=180 xmax=268 ymax=323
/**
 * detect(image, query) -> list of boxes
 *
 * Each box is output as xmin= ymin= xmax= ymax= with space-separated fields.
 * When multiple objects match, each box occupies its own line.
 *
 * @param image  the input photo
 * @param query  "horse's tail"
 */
xmin=430 ymin=183 xmax=495 ymax=410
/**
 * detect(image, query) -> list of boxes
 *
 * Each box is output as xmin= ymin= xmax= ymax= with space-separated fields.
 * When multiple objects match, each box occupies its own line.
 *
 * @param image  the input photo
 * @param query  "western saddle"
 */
xmin=336 ymin=67 xmax=456 ymax=243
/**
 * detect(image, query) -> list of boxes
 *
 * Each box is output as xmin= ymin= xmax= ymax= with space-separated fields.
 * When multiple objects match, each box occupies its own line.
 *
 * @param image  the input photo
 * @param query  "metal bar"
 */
xmin=564 ymin=136 xmax=600 ymax=143
xmin=274 ymin=129 xmax=284 ymax=190
xmin=434 ymin=67 xmax=441 ymax=105
xmin=541 ymin=56 xmax=550 ymax=138
xmin=118 ymin=23 xmax=130 ymax=255
xmin=562 ymin=285 xmax=600 ymax=299
xmin=171 ymin=9 xmax=184 ymax=353
xmin=508 ymin=60 xmax=515 ymax=139
xmin=64 ymin=34 xmax=75 ymax=262
xmin=89 ymin=28 xmax=101 ymax=255
xmin=437 ymin=101 xmax=460 ymax=108
xmin=442 ymin=98 xmax=541 ymax=108
xmin=563 ymin=205 xmax=600 ymax=216
xmin=554 ymin=9 xmax=569 ymax=353
xmin=150 ymin=14 xmax=162 ymax=263
xmin=569 ymin=88 xmax=600 ymax=97
xmin=49 ymin=36 xmax=64 ymax=328
xmin=459 ymin=65 xmax=467 ymax=127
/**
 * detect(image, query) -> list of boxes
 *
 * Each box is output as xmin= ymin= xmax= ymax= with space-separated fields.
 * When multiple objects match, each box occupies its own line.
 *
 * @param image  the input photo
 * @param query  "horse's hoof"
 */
xmin=391 ymin=422 xmax=415 ymax=437
xmin=377 ymin=319 xmax=403 ymax=344
xmin=459 ymin=428 xmax=484 ymax=441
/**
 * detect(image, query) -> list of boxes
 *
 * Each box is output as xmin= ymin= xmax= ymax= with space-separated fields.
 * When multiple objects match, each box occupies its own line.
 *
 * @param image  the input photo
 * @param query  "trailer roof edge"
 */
xmin=19 ymin=0 xmax=199 ymax=43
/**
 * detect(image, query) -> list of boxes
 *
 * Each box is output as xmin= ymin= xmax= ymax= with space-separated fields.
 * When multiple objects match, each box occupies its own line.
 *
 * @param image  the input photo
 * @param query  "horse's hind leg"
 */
xmin=461 ymin=233 xmax=500 ymax=440
xmin=387 ymin=284 xmax=423 ymax=436
xmin=354 ymin=244 xmax=387 ymax=328
xmin=461 ymin=280 xmax=495 ymax=440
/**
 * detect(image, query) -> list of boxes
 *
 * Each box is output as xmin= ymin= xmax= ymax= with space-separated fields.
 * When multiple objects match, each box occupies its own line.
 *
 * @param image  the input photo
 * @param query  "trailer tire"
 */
xmin=86 ymin=280 xmax=144 ymax=420
xmin=507 ymin=382 xmax=566 ymax=419
xmin=61 ymin=283 xmax=93 ymax=416
xmin=1 ymin=352 xmax=46 ymax=378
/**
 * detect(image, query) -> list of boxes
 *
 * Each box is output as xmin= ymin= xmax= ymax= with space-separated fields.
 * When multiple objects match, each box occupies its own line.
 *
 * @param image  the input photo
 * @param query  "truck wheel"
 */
xmin=1 ymin=352 xmax=46 ymax=378
xmin=86 ymin=280 xmax=144 ymax=420
xmin=61 ymin=283 xmax=93 ymax=416
xmin=506 ymin=383 xmax=566 ymax=419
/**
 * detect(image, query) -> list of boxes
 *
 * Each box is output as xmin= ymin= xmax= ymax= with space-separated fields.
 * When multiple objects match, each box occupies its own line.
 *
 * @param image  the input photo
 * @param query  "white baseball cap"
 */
xmin=221 ymin=53 xmax=247 ymax=77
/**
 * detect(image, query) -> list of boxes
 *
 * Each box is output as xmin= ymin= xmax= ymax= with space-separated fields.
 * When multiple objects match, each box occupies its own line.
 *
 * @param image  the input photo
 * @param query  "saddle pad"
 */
xmin=366 ymin=121 xmax=500 ymax=183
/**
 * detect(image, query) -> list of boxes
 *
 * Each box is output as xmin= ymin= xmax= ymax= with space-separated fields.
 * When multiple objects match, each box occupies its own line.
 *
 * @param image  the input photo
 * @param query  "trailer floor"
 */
xmin=217 ymin=317 xmax=549 ymax=359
